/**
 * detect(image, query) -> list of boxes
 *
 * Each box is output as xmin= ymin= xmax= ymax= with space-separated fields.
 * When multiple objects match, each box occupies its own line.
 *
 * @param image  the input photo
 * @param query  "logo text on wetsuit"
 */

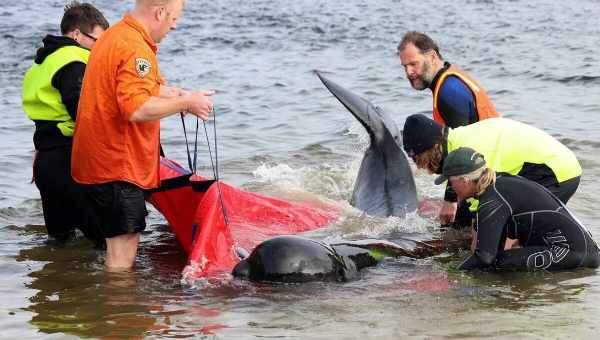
xmin=526 ymin=229 xmax=570 ymax=270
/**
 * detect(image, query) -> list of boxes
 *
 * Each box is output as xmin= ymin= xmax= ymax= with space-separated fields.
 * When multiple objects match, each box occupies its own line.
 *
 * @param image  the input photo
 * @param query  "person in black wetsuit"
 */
xmin=435 ymin=147 xmax=599 ymax=271
xmin=22 ymin=2 xmax=109 ymax=245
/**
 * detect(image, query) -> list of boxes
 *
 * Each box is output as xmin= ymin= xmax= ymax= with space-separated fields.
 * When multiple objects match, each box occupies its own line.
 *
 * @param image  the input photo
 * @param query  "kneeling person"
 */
xmin=437 ymin=147 xmax=599 ymax=271
xmin=402 ymin=114 xmax=582 ymax=225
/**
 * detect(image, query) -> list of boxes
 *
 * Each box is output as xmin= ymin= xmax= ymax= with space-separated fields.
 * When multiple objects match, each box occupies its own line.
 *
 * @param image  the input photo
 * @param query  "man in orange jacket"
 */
xmin=398 ymin=31 xmax=499 ymax=128
xmin=72 ymin=0 xmax=214 ymax=270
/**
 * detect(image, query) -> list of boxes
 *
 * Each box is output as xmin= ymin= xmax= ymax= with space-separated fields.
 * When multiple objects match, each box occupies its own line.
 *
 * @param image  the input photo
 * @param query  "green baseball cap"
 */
xmin=434 ymin=147 xmax=486 ymax=185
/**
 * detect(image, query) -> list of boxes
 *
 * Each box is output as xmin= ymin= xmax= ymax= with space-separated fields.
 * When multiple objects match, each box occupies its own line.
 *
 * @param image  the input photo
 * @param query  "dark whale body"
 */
xmin=233 ymin=74 xmax=427 ymax=283
xmin=232 ymin=235 xmax=361 ymax=283
xmin=232 ymin=234 xmax=449 ymax=283
xmin=315 ymin=71 xmax=418 ymax=217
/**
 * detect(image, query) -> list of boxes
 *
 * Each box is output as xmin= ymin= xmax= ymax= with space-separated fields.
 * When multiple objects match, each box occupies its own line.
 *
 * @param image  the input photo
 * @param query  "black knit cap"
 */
xmin=402 ymin=114 xmax=444 ymax=158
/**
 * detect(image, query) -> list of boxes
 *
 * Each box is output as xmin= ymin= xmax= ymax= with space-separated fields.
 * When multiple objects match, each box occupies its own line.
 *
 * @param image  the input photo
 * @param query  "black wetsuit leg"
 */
xmin=546 ymin=176 xmax=580 ymax=204
xmin=495 ymin=225 xmax=600 ymax=271
xmin=33 ymin=147 xmax=103 ymax=245
xmin=518 ymin=163 xmax=580 ymax=204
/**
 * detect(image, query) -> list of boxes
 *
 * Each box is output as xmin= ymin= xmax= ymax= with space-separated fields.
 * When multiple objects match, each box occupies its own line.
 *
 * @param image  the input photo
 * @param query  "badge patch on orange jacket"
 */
xmin=135 ymin=58 xmax=151 ymax=78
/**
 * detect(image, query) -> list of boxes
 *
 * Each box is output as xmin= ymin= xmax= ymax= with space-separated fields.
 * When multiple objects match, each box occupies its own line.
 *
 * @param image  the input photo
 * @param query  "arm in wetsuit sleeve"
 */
xmin=437 ymin=76 xmax=478 ymax=128
xmin=459 ymin=195 xmax=512 ymax=270
xmin=51 ymin=61 xmax=86 ymax=121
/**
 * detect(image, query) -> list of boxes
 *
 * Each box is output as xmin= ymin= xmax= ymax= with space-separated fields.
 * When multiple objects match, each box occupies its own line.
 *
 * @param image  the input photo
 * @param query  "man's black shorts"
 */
xmin=86 ymin=181 xmax=148 ymax=239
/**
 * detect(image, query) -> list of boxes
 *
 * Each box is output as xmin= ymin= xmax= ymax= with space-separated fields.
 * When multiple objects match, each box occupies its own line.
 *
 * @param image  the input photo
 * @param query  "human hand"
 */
xmin=438 ymin=201 xmax=457 ymax=225
xmin=183 ymin=90 xmax=215 ymax=121
xmin=160 ymin=85 xmax=189 ymax=98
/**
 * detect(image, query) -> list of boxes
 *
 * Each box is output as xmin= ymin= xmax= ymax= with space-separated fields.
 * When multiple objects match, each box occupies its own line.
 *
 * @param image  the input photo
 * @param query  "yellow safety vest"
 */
xmin=22 ymin=45 xmax=89 ymax=137
xmin=447 ymin=118 xmax=582 ymax=183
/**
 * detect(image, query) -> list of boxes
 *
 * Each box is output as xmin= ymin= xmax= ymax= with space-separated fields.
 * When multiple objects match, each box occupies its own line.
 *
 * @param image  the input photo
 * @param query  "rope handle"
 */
xmin=180 ymin=108 xmax=229 ymax=226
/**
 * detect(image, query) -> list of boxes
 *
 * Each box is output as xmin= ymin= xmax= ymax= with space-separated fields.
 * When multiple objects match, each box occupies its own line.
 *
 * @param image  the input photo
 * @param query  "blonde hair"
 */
xmin=414 ymin=142 xmax=443 ymax=173
xmin=455 ymin=167 xmax=496 ymax=196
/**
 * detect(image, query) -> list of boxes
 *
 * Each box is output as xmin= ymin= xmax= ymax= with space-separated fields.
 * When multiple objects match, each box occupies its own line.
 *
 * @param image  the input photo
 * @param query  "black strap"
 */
xmin=149 ymin=174 xmax=191 ymax=193
xmin=193 ymin=115 xmax=199 ymax=173
xmin=180 ymin=112 xmax=194 ymax=172
xmin=203 ymin=122 xmax=217 ymax=179
xmin=203 ymin=109 xmax=229 ymax=226
xmin=177 ymin=107 xmax=229 ymax=226
xmin=149 ymin=174 xmax=217 ymax=193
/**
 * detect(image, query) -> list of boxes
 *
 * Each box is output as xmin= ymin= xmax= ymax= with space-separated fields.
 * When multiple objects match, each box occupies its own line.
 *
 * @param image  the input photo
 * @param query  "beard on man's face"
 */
xmin=409 ymin=60 xmax=433 ymax=90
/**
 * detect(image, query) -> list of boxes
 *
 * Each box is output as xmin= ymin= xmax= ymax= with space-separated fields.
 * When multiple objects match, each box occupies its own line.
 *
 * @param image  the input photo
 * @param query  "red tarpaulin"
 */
xmin=149 ymin=158 xmax=340 ymax=279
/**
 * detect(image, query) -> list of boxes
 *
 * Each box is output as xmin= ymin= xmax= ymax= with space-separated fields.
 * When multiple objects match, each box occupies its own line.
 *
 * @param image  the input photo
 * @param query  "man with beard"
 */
xmin=398 ymin=31 xmax=499 ymax=128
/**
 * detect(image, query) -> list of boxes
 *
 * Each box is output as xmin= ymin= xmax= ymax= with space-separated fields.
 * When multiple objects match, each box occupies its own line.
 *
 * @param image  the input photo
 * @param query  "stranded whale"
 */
xmin=316 ymin=71 xmax=418 ymax=217
xmin=232 ymin=234 xmax=449 ymax=283
xmin=232 ymin=73 xmax=428 ymax=283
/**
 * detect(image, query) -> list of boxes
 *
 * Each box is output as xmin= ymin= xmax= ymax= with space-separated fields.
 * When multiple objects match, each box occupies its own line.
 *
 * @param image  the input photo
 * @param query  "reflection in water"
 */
xmin=17 ymin=239 xmax=158 ymax=338
xmin=449 ymin=267 xmax=596 ymax=311
xmin=9 ymin=222 xmax=600 ymax=338
xmin=16 ymin=225 xmax=229 ymax=338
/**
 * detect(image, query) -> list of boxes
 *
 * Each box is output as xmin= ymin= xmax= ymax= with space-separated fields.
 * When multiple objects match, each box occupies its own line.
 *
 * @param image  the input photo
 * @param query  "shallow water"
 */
xmin=1 ymin=0 xmax=600 ymax=338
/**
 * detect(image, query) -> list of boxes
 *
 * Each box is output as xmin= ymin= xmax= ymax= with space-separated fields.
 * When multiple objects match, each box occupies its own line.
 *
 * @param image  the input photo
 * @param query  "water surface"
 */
xmin=1 ymin=0 xmax=599 ymax=338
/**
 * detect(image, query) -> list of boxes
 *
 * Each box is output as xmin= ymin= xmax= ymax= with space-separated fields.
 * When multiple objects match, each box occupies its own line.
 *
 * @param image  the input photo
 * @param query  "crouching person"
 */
xmin=435 ymin=147 xmax=600 ymax=271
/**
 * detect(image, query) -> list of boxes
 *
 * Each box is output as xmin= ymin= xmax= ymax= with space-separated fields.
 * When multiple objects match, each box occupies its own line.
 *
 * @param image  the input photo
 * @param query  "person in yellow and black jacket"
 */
xmin=402 ymin=114 xmax=582 ymax=228
xmin=22 ymin=2 xmax=108 ymax=245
